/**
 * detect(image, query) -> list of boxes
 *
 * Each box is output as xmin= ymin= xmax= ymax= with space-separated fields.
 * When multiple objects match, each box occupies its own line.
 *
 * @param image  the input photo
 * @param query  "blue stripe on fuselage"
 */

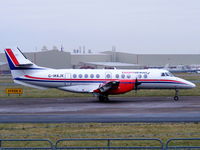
xmin=14 ymin=78 xmax=185 ymax=85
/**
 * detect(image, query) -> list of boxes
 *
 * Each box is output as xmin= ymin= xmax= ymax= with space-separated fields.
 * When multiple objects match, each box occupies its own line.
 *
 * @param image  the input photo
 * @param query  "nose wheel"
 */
xmin=174 ymin=89 xmax=179 ymax=101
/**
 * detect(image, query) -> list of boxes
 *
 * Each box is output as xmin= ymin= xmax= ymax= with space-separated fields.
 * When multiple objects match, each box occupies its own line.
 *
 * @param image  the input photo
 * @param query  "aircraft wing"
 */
xmin=58 ymin=79 xmax=135 ymax=94
xmin=57 ymin=81 xmax=120 ymax=94
xmin=58 ymin=84 xmax=101 ymax=93
xmin=93 ymin=79 xmax=137 ymax=95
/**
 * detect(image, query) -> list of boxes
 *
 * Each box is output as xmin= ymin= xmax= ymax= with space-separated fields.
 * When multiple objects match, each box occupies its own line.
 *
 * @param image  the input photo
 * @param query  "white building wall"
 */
xmin=104 ymin=51 xmax=200 ymax=66
xmin=137 ymin=54 xmax=200 ymax=66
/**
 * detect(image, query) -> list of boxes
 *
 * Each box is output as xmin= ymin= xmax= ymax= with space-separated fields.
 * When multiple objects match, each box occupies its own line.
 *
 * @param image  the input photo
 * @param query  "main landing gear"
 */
xmin=98 ymin=94 xmax=109 ymax=102
xmin=174 ymin=89 xmax=179 ymax=101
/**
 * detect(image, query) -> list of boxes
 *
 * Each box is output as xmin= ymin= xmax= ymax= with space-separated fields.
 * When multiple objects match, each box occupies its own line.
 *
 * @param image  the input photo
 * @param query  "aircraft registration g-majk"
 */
xmin=5 ymin=48 xmax=196 ymax=102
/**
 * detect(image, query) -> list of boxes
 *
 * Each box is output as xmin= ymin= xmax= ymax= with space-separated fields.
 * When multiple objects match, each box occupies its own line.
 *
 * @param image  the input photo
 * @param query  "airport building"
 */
xmin=0 ymin=46 xmax=200 ymax=74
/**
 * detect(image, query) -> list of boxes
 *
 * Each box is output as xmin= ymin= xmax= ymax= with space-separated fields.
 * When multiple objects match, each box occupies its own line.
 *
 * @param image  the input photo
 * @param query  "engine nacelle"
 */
xmin=107 ymin=79 xmax=135 ymax=95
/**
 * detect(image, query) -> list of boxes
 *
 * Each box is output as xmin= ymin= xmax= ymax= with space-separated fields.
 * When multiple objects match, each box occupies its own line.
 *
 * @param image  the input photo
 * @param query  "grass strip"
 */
xmin=0 ymin=123 xmax=200 ymax=147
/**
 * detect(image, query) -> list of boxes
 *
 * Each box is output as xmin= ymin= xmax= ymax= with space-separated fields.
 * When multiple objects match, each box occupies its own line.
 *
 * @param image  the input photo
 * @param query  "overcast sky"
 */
xmin=1 ymin=0 xmax=200 ymax=54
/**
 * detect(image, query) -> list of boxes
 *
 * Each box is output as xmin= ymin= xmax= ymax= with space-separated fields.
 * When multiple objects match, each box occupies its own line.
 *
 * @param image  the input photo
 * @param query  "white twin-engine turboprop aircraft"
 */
xmin=4 ymin=48 xmax=196 ymax=102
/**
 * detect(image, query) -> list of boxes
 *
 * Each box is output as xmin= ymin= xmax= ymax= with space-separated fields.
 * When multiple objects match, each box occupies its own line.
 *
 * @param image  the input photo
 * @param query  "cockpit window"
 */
xmin=161 ymin=72 xmax=174 ymax=77
xmin=168 ymin=72 xmax=174 ymax=77
xmin=165 ymin=73 xmax=169 ymax=76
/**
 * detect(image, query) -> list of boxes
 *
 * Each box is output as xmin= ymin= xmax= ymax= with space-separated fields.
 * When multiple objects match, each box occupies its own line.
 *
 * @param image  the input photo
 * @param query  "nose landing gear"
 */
xmin=174 ymin=89 xmax=179 ymax=101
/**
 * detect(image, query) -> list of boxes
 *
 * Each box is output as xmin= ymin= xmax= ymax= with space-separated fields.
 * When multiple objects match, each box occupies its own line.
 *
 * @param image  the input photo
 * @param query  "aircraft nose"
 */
xmin=177 ymin=77 xmax=196 ymax=89
xmin=183 ymin=79 xmax=196 ymax=89
xmin=189 ymin=82 xmax=196 ymax=88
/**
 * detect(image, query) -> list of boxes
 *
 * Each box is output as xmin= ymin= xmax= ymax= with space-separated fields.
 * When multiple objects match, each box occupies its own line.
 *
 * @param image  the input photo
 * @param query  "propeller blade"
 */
xmin=135 ymin=78 xmax=141 ymax=91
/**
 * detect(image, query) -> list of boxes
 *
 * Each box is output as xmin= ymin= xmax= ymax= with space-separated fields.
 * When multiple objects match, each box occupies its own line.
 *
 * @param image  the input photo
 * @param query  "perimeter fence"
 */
xmin=0 ymin=138 xmax=199 ymax=149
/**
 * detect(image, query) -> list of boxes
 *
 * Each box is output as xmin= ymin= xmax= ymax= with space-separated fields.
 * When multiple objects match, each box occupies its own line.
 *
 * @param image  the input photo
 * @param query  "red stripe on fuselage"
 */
xmin=139 ymin=79 xmax=183 ymax=84
xmin=5 ymin=49 xmax=19 ymax=66
xmin=24 ymin=75 xmax=122 ymax=81
xmin=24 ymin=75 xmax=184 ymax=84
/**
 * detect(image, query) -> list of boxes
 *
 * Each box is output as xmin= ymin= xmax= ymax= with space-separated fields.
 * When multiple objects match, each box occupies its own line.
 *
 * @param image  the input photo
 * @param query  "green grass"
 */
xmin=175 ymin=73 xmax=200 ymax=81
xmin=1 ymin=85 xmax=88 ymax=98
xmin=0 ymin=123 xmax=200 ymax=147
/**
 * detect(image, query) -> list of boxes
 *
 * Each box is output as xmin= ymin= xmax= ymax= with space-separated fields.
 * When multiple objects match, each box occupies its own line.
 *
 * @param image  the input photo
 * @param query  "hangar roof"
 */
xmin=71 ymin=53 xmax=108 ymax=55
xmin=83 ymin=62 xmax=141 ymax=67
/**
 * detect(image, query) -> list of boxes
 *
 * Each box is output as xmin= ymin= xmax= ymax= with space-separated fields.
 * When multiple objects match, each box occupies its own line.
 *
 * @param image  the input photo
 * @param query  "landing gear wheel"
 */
xmin=98 ymin=95 xmax=104 ymax=102
xmin=174 ymin=96 xmax=179 ymax=101
xmin=174 ymin=89 xmax=179 ymax=101
xmin=98 ymin=95 xmax=109 ymax=102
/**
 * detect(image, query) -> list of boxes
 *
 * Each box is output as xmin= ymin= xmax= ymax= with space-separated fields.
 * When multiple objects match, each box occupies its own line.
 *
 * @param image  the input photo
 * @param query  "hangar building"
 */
xmin=0 ymin=47 xmax=200 ymax=74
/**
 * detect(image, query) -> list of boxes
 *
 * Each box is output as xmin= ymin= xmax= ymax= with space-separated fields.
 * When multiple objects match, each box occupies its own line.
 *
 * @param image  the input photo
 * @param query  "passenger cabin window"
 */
xmin=73 ymin=74 xmax=77 ymax=78
xmin=106 ymin=74 xmax=111 ymax=78
xmin=143 ymin=74 xmax=147 ymax=78
xmin=84 ymin=74 xmax=88 ymax=78
xmin=138 ymin=74 xmax=142 ymax=79
xmin=96 ymin=74 xmax=100 ymax=78
xmin=127 ymin=74 xmax=131 ymax=79
xmin=90 ymin=74 xmax=94 ymax=78
xmin=79 ymin=74 xmax=83 ymax=78
xmin=121 ymin=74 xmax=125 ymax=78
xmin=115 ymin=74 xmax=119 ymax=78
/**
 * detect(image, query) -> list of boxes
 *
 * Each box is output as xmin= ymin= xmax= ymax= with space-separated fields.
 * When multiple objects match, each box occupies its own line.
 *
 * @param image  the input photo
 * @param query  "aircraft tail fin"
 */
xmin=4 ymin=47 xmax=45 ymax=79
xmin=4 ymin=47 xmax=35 ymax=70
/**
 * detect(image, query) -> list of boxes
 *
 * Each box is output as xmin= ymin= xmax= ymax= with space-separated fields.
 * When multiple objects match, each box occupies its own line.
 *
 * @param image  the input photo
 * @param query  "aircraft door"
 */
xmin=105 ymin=72 xmax=112 ymax=79
xmin=65 ymin=73 xmax=71 ymax=86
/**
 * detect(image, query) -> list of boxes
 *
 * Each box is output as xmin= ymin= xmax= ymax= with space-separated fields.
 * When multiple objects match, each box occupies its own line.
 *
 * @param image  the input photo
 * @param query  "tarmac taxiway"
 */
xmin=0 ymin=96 xmax=200 ymax=123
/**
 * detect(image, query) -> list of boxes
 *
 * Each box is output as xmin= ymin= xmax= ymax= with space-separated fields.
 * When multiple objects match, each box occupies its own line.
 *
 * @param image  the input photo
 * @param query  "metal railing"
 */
xmin=0 ymin=138 xmax=199 ymax=149
xmin=165 ymin=138 xmax=200 ymax=150
xmin=0 ymin=139 xmax=54 ymax=150
xmin=55 ymin=138 xmax=164 ymax=149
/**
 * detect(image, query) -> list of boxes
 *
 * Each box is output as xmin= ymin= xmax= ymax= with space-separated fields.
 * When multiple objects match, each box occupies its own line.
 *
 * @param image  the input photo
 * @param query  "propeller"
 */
xmin=135 ymin=78 xmax=141 ymax=92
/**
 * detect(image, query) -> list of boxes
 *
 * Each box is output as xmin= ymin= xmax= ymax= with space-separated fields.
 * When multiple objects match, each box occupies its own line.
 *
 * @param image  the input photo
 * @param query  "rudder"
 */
xmin=5 ymin=47 xmax=34 ymax=70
